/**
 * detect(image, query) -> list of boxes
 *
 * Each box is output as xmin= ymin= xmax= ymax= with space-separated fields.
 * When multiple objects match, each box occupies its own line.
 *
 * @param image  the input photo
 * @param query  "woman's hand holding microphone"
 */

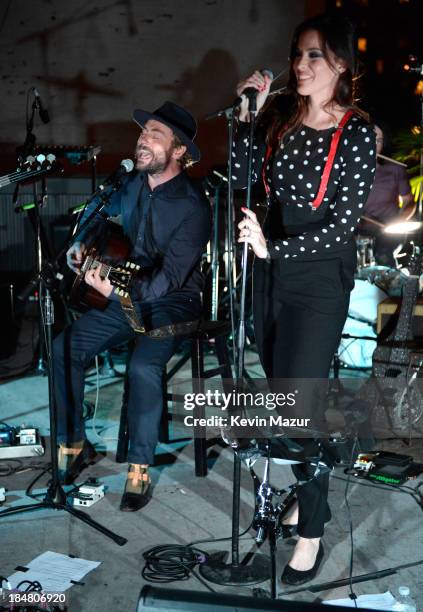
xmin=236 ymin=69 xmax=273 ymax=121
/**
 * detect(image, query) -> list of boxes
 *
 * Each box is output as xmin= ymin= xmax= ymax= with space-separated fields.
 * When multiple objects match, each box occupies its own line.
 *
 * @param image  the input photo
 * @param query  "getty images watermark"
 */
xmin=182 ymin=389 xmax=311 ymax=430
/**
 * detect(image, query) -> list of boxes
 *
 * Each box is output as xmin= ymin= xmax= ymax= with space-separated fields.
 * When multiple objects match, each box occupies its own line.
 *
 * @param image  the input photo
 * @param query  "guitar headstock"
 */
xmin=109 ymin=261 xmax=141 ymax=298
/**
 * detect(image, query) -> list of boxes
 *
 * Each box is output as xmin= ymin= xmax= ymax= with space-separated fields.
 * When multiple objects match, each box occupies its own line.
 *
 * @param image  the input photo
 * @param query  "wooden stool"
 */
xmin=115 ymin=320 xmax=233 ymax=477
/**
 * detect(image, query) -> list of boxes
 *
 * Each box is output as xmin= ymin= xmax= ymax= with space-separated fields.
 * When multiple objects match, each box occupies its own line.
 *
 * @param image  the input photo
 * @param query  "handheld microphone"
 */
xmin=33 ymin=88 xmax=50 ymax=124
xmin=233 ymin=69 xmax=274 ymax=107
xmin=98 ymin=159 xmax=134 ymax=190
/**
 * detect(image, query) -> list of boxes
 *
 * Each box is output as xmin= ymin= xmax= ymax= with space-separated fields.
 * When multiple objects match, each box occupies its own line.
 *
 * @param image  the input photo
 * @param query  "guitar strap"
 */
xmin=119 ymin=294 xmax=200 ymax=338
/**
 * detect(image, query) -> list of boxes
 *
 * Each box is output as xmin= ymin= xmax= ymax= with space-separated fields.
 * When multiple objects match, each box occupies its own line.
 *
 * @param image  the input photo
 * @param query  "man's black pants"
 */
xmin=53 ymin=295 xmax=201 ymax=465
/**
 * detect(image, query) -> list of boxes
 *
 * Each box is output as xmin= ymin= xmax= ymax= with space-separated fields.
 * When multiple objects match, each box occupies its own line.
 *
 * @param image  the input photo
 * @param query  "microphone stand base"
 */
xmin=199 ymin=550 xmax=270 ymax=586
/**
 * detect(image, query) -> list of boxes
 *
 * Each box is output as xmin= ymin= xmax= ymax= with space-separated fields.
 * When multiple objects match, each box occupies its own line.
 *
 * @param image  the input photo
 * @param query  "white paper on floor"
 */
xmin=323 ymin=591 xmax=397 ymax=609
xmin=7 ymin=551 xmax=101 ymax=592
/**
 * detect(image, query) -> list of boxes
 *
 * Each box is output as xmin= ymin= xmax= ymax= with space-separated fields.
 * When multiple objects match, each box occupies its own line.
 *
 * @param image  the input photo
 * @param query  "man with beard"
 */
xmin=54 ymin=102 xmax=211 ymax=511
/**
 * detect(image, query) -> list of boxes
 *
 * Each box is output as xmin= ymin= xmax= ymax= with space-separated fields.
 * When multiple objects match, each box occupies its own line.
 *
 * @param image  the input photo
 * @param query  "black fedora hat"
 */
xmin=133 ymin=101 xmax=200 ymax=162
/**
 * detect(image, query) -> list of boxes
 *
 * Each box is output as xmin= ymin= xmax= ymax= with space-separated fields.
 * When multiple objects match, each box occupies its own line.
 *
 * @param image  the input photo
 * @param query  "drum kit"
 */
xmin=339 ymin=220 xmax=422 ymax=369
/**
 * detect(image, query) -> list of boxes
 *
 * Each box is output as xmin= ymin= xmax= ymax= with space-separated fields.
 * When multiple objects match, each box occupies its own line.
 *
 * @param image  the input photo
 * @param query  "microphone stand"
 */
xmin=0 ymin=183 xmax=128 ymax=546
xmin=200 ymin=94 xmax=270 ymax=586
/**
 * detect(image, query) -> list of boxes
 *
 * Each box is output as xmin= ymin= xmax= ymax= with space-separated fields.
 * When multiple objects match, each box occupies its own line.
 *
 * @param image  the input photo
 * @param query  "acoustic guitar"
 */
xmin=70 ymin=221 xmax=140 ymax=312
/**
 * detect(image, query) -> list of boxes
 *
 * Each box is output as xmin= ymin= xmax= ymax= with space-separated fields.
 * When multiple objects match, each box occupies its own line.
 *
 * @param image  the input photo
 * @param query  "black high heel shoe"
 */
xmin=281 ymin=542 xmax=324 ymax=585
xmin=58 ymin=440 xmax=97 ymax=485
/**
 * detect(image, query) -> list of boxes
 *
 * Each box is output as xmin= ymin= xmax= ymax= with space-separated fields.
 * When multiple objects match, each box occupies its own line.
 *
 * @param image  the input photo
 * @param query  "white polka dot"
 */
xmin=278 ymin=174 xmax=283 ymax=179
xmin=359 ymin=181 xmax=365 ymax=186
xmin=306 ymin=182 xmax=312 ymax=188
xmin=299 ymin=235 xmax=304 ymax=240
xmin=235 ymin=163 xmax=240 ymax=168
xmin=314 ymin=236 xmax=319 ymax=242
xmin=283 ymin=154 xmax=288 ymax=160
xmin=365 ymin=136 xmax=370 ymax=142
xmin=284 ymin=254 xmax=289 ymax=258
xmin=344 ymin=139 xmax=348 ymax=145
xmin=352 ymin=145 xmax=358 ymax=151
xmin=354 ymin=174 xmax=360 ymax=179
xmin=291 ymin=185 xmax=296 ymax=190
xmin=306 ymin=151 xmax=311 ymax=156
xmin=289 ymin=164 xmax=294 ymax=169
xmin=342 ymin=196 xmax=348 ymax=201
xmin=290 ymin=135 xmax=295 ymax=140
xmin=354 ymin=157 xmax=361 ymax=162
xmin=346 ymin=210 xmax=351 ymax=215
xmin=318 ymin=148 xmax=323 ymax=153
xmin=303 ymin=160 xmax=309 ymax=165
xmin=298 ymin=173 xmax=303 ymax=179
xmin=232 ymin=152 xmax=236 ymax=158
xmin=336 ymin=237 xmax=341 ymax=242
xmin=283 ymin=241 xmax=288 ymax=246
xmin=322 ymin=228 xmax=328 ymax=233
xmin=358 ymin=203 xmax=363 ymax=208
xmin=318 ymin=137 xmax=323 ymax=143
xmin=300 ymin=130 xmax=306 ymax=136
xmin=306 ymin=140 xmax=311 ymax=146
xmin=300 ymin=246 xmax=305 ymax=252
xmin=253 ymin=145 xmax=258 ymax=150
xmin=275 ymin=190 xmax=280 ymax=196
xmin=293 ymin=149 xmax=299 ymax=155
xmin=358 ymin=190 xmax=363 ymax=195
xmin=232 ymin=175 xmax=237 ymax=179
xmin=312 ymin=249 xmax=317 ymax=253
xmin=325 ymin=244 xmax=330 ymax=248
xmin=341 ymin=218 xmax=347 ymax=224
xmin=315 ymin=166 xmax=321 ymax=171
xmin=276 ymin=161 xmax=282 ymax=166
xmin=275 ymin=246 xmax=280 ymax=251
xmin=291 ymin=195 xmax=297 ymax=200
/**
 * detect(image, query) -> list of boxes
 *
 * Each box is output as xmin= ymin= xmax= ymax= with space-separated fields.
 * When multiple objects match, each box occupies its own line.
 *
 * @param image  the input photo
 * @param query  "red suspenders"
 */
xmin=261 ymin=110 xmax=354 ymax=210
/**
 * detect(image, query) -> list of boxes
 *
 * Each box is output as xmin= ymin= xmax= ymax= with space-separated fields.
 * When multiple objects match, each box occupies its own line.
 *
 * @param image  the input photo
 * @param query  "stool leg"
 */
xmin=215 ymin=334 xmax=234 ymax=381
xmin=192 ymin=336 xmax=207 ymax=477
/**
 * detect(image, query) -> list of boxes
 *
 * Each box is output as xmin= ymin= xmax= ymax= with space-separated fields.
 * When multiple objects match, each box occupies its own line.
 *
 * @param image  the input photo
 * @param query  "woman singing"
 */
xmin=232 ymin=13 xmax=376 ymax=585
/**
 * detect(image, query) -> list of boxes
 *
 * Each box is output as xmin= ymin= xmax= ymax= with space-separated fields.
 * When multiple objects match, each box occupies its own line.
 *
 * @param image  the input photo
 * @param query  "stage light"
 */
xmin=384 ymin=221 xmax=422 ymax=234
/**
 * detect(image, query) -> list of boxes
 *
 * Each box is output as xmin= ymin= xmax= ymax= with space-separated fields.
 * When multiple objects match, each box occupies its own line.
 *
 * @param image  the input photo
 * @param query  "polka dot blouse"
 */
xmin=232 ymin=115 xmax=376 ymax=261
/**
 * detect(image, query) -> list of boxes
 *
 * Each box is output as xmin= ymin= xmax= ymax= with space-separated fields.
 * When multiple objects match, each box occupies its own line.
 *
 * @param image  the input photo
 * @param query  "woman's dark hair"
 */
xmin=265 ymin=12 xmax=365 ymax=147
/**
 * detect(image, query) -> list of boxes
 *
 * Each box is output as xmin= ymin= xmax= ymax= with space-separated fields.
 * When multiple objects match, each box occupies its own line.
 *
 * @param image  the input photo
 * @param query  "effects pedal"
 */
xmin=70 ymin=478 xmax=105 ymax=507
xmin=0 ymin=424 xmax=44 ymax=459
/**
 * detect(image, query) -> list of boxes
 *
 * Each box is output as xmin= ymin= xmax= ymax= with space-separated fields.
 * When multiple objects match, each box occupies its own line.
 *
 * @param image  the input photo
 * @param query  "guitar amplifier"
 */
xmin=377 ymin=297 xmax=423 ymax=337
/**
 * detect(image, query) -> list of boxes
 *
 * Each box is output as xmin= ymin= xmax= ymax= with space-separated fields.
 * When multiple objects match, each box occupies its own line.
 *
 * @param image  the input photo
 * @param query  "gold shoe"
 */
xmin=119 ymin=464 xmax=153 ymax=512
xmin=58 ymin=440 xmax=97 ymax=484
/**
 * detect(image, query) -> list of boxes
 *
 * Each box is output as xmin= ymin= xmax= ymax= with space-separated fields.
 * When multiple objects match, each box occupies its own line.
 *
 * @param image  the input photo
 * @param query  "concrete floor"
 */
xmin=1 ymin=348 xmax=423 ymax=611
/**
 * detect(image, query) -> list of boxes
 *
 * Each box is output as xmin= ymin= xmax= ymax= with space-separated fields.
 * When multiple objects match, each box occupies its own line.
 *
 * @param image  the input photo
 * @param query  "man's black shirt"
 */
xmin=78 ymin=170 xmax=211 ymax=303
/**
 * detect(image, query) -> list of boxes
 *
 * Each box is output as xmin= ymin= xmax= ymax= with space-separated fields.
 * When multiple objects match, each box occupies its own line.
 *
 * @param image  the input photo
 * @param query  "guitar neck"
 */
xmin=0 ymin=165 xmax=57 ymax=190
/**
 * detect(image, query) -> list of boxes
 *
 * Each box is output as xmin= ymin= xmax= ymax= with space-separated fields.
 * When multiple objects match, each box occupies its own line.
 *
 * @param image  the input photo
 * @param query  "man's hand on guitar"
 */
xmin=67 ymin=242 xmax=87 ymax=273
xmin=84 ymin=266 xmax=114 ymax=298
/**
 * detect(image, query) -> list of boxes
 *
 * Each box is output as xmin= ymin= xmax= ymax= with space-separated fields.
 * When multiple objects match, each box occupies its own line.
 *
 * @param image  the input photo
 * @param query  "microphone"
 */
xmin=33 ymin=88 xmax=50 ymax=124
xmin=233 ymin=69 xmax=274 ymax=107
xmin=98 ymin=158 xmax=134 ymax=190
